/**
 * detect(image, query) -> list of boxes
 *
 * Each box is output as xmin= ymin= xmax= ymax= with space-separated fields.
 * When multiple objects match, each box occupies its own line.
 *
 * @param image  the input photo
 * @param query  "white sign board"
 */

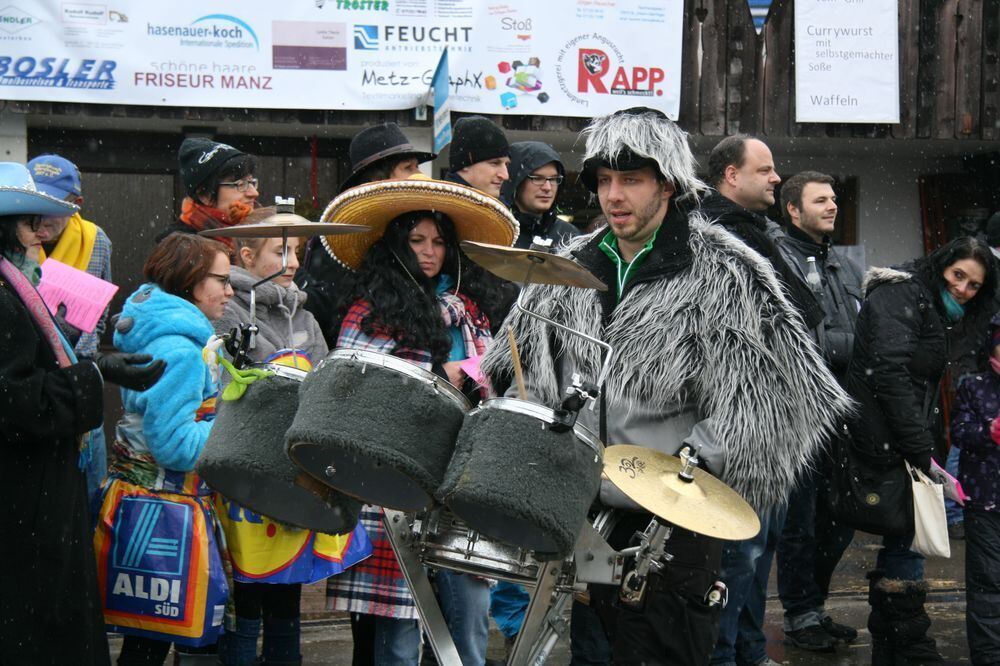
xmin=794 ymin=0 xmax=900 ymax=123
xmin=0 ymin=1 xmax=684 ymax=119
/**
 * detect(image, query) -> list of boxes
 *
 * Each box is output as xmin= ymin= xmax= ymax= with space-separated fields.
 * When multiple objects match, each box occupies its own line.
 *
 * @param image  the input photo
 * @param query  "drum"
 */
xmin=286 ymin=349 xmax=471 ymax=511
xmin=437 ymin=398 xmax=604 ymax=559
xmin=197 ymin=363 xmax=360 ymax=534
xmin=415 ymin=508 xmax=539 ymax=584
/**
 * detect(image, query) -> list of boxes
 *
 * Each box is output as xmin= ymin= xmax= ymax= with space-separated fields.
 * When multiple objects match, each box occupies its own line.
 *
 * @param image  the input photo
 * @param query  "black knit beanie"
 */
xmin=178 ymin=138 xmax=245 ymax=197
xmin=449 ymin=116 xmax=509 ymax=172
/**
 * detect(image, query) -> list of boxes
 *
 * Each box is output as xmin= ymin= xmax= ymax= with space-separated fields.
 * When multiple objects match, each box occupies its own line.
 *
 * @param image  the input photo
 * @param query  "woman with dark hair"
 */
xmin=156 ymin=138 xmax=259 ymax=245
xmin=847 ymin=235 xmax=997 ymax=664
xmin=320 ymin=175 xmax=517 ymax=665
xmin=0 ymin=163 xmax=164 ymax=665
xmin=94 ymin=232 xmax=235 ymax=664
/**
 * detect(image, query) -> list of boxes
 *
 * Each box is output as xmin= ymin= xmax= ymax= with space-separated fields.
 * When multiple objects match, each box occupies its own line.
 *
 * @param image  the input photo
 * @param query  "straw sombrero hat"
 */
xmin=320 ymin=174 xmax=519 ymax=270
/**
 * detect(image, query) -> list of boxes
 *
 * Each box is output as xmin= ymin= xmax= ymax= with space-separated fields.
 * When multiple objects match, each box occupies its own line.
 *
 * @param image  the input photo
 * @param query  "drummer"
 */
xmin=322 ymin=174 xmax=516 ymax=665
xmin=211 ymin=206 xmax=371 ymax=665
xmin=481 ymin=108 xmax=851 ymax=663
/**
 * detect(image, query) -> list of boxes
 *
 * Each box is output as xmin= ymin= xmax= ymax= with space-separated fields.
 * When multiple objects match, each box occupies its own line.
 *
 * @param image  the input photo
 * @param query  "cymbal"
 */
xmin=200 ymin=215 xmax=369 ymax=239
xmin=602 ymin=445 xmax=760 ymax=541
xmin=460 ymin=241 xmax=607 ymax=291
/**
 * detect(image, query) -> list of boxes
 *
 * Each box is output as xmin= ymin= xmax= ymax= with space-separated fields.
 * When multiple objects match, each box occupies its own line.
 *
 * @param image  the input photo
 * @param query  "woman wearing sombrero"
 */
xmin=0 ymin=163 xmax=164 ymax=664
xmin=321 ymin=174 xmax=517 ymax=665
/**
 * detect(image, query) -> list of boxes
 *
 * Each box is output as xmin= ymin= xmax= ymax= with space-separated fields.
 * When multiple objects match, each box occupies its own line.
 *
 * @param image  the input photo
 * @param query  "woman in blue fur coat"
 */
xmin=94 ymin=232 xmax=233 ymax=665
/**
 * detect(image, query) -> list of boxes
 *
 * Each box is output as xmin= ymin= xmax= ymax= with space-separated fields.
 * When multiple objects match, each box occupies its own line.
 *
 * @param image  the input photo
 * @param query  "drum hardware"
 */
xmin=551 ymin=372 xmax=600 ymax=433
xmin=602 ymin=444 xmax=761 ymax=541
xmin=618 ymin=518 xmax=673 ymax=606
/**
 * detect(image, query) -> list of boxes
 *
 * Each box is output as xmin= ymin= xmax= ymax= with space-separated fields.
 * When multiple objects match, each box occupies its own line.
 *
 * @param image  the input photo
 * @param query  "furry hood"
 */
xmin=483 ymin=216 xmax=853 ymax=509
xmin=862 ymin=266 xmax=914 ymax=295
xmin=114 ymin=283 xmax=213 ymax=354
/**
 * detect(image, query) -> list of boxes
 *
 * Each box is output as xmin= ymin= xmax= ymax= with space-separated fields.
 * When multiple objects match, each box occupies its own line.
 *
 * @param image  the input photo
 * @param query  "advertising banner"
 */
xmin=0 ymin=1 xmax=683 ymax=119
xmin=794 ymin=0 xmax=900 ymax=123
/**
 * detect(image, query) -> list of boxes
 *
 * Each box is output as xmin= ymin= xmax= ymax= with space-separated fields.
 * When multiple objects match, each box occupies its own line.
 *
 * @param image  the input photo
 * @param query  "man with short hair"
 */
xmin=27 ymin=153 xmax=114 ymax=505
xmin=297 ymin=123 xmax=436 ymax=341
xmin=445 ymin=115 xmax=510 ymax=198
xmin=501 ymin=141 xmax=579 ymax=249
xmin=483 ymin=107 xmax=850 ymax=664
xmin=701 ymin=137 xmax=825 ymax=666
xmin=774 ymin=171 xmax=862 ymax=652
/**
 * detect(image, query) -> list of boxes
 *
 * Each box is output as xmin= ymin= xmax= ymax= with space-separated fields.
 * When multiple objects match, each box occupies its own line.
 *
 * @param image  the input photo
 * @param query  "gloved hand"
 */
xmin=990 ymin=416 xmax=1000 ymax=445
xmin=54 ymin=304 xmax=82 ymax=346
xmin=903 ymin=449 xmax=933 ymax=475
xmin=95 ymin=352 xmax=166 ymax=391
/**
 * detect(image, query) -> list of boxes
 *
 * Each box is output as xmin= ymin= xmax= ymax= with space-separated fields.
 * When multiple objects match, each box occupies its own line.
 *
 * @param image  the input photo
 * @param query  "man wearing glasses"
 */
xmin=500 ymin=141 xmax=580 ymax=249
xmin=158 ymin=137 xmax=259 ymax=244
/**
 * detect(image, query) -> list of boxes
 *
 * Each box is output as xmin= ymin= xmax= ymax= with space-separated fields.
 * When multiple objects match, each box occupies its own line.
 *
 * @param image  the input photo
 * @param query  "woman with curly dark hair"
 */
xmin=846 ymin=235 xmax=997 ymax=664
xmin=319 ymin=174 xmax=518 ymax=665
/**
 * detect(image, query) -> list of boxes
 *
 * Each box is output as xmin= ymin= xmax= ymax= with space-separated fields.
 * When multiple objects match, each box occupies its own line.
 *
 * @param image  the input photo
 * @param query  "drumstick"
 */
xmin=507 ymin=326 xmax=527 ymax=400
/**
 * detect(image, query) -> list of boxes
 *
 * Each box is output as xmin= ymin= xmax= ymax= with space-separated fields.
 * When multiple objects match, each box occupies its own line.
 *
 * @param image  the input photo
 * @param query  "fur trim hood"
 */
xmin=862 ymin=266 xmax=914 ymax=295
xmin=483 ymin=216 xmax=853 ymax=509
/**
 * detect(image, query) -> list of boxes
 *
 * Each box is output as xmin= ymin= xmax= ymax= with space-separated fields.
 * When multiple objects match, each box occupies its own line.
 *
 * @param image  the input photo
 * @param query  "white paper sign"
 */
xmin=794 ymin=0 xmax=899 ymax=123
xmin=0 ymin=1 xmax=684 ymax=119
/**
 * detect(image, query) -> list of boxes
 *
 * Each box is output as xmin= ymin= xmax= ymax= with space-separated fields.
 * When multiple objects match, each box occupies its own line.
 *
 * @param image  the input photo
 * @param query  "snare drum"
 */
xmin=415 ymin=508 xmax=539 ymax=584
xmin=437 ymin=398 xmax=604 ymax=559
xmin=286 ymin=349 xmax=471 ymax=511
xmin=197 ymin=363 xmax=361 ymax=534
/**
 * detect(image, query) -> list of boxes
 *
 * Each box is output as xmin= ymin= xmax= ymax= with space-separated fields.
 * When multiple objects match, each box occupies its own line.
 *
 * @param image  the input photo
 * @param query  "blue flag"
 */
xmin=432 ymin=49 xmax=451 ymax=153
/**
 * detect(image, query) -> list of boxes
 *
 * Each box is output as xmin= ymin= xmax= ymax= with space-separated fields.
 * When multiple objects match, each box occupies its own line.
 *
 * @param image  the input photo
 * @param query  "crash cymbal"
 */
xmin=602 ymin=445 xmax=760 ymax=541
xmin=200 ymin=214 xmax=369 ymax=239
xmin=460 ymin=241 xmax=607 ymax=290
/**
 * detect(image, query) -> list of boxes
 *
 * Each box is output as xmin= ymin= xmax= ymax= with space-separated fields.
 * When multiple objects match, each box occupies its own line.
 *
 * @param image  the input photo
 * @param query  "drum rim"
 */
xmin=322 ymin=348 xmax=471 ymax=410
xmin=251 ymin=362 xmax=308 ymax=382
xmin=472 ymin=397 xmax=604 ymax=456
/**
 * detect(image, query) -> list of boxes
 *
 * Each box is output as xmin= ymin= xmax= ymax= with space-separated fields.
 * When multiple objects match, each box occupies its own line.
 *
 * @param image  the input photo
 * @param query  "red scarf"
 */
xmin=179 ymin=198 xmax=254 ymax=249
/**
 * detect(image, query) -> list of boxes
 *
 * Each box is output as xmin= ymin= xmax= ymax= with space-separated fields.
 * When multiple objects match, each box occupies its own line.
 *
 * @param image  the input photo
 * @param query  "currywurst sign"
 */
xmin=0 ymin=1 xmax=683 ymax=119
xmin=794 ymin=0 xmax=900 ymax=123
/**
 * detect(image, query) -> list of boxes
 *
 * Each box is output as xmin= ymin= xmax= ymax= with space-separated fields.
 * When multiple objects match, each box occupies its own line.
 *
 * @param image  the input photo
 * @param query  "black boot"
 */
xmin=867 ymin=570 xmax=893 ymax=666
xmin=873 ymin=577 xmax=944 ymax=665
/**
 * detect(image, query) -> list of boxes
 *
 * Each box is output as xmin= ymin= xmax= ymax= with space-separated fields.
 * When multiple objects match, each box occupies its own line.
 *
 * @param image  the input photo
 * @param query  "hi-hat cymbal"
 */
xmin=460 ymin=241 xmax=607 ymax=290
xmin=602 ymin=445 xmax=760 ymax=541
xmin=200 ymin=217 xmax=369 ymax=238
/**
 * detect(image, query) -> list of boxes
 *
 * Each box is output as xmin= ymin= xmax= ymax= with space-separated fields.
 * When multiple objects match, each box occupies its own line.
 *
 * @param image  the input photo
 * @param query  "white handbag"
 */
xmin=906 ymin=462 xmax=951 ymax=559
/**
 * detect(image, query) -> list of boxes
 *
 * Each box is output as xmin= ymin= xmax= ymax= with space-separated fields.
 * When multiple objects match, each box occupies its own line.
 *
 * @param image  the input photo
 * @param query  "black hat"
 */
xmin=580 ymin=147 xmax=661 ymax=193
xmin=341 ymin=123 xmax=436 ymax=192
xmin=449 ymin=116 xmax=509 ymax=172
xmin=178 ymin=138 xmax=245 ymax=197
xmin=987 ymin=212 xmax=1000 ymax=247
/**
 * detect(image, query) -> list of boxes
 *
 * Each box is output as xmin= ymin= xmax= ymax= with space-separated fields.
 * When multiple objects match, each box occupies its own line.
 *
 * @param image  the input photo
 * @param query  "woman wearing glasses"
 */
xmin=157 ymin=138 xmax=259 ymax=246
xmin=500 ymin=141 xmax=579 ymax=250
xmin=94 ymin=232 xmax=235 ymax=663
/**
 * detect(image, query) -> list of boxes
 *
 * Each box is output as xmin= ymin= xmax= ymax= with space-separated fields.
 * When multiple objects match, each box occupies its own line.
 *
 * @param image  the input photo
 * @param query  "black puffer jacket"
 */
xmin=699 ymin=192 xmax=825 ymax=330
xmin=500 ymin=141 xmax=580 ymax=250
xmin=846 ymin=267 xmax=947 ymax=470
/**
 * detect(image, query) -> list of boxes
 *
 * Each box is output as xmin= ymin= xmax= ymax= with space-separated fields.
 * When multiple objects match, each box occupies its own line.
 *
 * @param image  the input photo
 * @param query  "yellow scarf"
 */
xmin=38 ymin=213 xmax=98 ymax=271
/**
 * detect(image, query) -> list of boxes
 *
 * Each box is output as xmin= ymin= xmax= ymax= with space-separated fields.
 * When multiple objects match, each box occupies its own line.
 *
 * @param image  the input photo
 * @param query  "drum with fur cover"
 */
xmin=198 ymin=364 xmax=361 ymax=534
xmin=437 ymin=398 xmax=603 ymax=560
xmin=285 ymin=349 xmax=471 ymax=511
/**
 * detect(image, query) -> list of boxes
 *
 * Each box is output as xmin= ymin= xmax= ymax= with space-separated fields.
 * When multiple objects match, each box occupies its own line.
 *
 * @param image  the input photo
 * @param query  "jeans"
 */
xmin=374 ymin=615 xmax=420 ymax=665
xmin=490 ymin=581 xmax=529 ymax=639
xmin=776 ymin=467 xmax=855 ymax=631
xmin=945 ymin=446 xmax=964 ymax=525
xmin=435 ymin=570 xmax=490 ymax=665
xmin=569 ymin=600 xmax=612 ymax=665
xmin=711 ymin=503 xmax=786 ymax=666
xmin=219 ymin=581 xmax=301 ymax=665
xmin=964 ymin=508 xmax=1000 ymax=665
xmin=876 ymin=532 xmax=924 ymax=581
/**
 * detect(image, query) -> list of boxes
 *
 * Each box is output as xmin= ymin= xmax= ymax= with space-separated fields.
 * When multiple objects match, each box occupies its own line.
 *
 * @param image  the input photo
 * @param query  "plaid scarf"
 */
xmin=179 ymin=198 xmax=254 ymax=249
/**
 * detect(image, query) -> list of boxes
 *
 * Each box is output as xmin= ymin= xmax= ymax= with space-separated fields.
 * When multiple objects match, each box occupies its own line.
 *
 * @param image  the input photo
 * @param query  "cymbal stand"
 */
xmin=619 ymin=519 xmax=674 ymax=606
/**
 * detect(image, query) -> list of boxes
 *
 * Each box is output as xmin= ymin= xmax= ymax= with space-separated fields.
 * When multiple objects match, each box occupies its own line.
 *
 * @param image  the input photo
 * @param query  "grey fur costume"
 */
xmin=481 ymin=215 xmax=853 ymax=510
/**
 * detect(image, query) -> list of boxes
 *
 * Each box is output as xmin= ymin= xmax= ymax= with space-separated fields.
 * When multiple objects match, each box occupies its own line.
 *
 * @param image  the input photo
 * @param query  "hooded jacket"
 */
xmin=951 ymin=312 xmax=1000 ymax=512
xmin=699 ymin=192 xmax=826 ymax=331
xmin=500 ymin=141 xmax=580 ymax=250
xmin=482 ymin=208 xmax=852 ymax=510
xmin=113 ymin=284 xmax=217 ymax=472
xmin=846 ymin=267 xmax=947 ymax=469
xmin=216 ymin=266 xmax=328 ymax=365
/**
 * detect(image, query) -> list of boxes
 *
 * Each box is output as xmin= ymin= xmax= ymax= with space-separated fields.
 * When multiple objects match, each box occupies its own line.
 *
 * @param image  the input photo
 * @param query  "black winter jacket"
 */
xmin=846 ymin=267 xmax=946 ymax=469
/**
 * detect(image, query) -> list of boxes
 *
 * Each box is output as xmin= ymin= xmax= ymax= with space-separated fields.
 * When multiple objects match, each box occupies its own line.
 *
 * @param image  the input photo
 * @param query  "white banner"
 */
xmin=0 ymin=1 xmax=683 ymax=119
xmin=794 ymin=0 xmax=899 ymax=123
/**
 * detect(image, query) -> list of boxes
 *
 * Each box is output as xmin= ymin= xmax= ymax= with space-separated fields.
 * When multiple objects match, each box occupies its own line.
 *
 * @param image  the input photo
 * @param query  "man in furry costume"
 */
xmin=480 ymin=107 xmax=852 ymax=664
